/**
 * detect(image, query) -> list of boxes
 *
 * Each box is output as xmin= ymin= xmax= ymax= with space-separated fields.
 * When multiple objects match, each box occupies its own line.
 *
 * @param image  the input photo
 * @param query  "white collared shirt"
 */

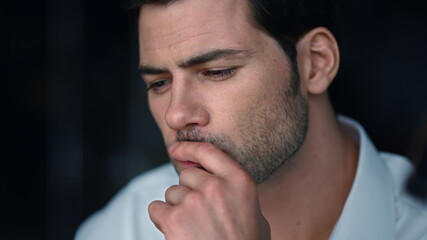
xmin=75 ymin=117 xmax=427 ymax=240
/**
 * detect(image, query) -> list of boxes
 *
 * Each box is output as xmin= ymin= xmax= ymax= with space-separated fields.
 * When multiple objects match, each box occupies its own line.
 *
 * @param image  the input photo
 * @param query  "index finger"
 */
xmin=168 ymin=141 xmax=245 ymax=177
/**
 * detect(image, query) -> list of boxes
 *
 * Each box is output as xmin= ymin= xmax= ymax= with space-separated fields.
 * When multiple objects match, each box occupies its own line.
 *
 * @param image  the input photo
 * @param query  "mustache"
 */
xmin=173 ymin=128 xmax=238 ymax=160
xmin=176 ymin=128 xmax=216 ymax=143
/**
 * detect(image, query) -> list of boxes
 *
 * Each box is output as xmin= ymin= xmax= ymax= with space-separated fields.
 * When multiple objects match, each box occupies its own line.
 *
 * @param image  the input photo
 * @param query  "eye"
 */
xmin=202 ymin=68 xmax=237 ymax=81
xmin=146 ymin=79 xmax=171 ymax=93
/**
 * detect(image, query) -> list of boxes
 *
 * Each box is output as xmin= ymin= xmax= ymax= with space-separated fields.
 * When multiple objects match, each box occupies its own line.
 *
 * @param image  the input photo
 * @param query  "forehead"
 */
xmin=137 ymin=0 xmax=261 ymax=64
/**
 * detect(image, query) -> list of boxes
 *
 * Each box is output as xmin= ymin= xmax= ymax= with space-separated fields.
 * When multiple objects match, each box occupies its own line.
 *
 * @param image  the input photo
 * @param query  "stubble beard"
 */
xmin=237 ymin=66 xmax=308 ymax=184
xmin=171 ymin=66 xmax=308 ymax=184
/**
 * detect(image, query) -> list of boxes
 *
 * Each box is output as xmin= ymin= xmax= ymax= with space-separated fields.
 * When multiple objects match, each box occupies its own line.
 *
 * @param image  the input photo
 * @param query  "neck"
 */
xmin=258 ymin=94 xmax=359 ymax=240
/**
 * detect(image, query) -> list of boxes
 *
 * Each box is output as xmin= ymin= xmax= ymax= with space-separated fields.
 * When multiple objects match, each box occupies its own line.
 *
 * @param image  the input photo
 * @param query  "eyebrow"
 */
xmin=178 ymin=49 xmax=249 ymax=68
xmin=138 ymin=64 xmax=170 ymax=77
xmin=138 ymin=49 xmax=249 ymax=77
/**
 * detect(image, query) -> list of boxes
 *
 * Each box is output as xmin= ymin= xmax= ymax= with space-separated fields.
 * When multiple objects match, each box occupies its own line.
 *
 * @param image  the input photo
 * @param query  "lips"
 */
xmin=168 ymin=141 xmax=206 ymax=170
xmin=176 ymin=160 xmax=203 ymax=168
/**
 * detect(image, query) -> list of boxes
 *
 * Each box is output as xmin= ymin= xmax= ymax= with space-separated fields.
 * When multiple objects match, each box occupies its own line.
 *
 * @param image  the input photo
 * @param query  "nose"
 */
xmin=164 ymin=85 xmax=210 ymax=131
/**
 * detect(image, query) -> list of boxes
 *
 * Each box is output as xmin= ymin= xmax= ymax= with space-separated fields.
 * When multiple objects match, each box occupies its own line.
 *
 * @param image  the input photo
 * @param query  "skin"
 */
xmin=138 ymin=0 xmax=359 ymax=239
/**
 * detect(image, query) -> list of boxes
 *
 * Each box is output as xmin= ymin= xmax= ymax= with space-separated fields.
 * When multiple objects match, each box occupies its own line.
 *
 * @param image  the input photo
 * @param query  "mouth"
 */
xmin=167 ymin=138 xmax=205 ymax=169
xmin=168 ymin=132 xmax=218 ymax=171
xmin=176 ymin=159 xmax=203 ymax=168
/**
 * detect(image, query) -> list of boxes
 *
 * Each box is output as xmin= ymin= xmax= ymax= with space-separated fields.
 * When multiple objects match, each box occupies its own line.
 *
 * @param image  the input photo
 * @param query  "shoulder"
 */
xmin=380 ymin=152 xmax=427 ymax=240
xmin=74 ymin=163 xmax=178 ymax=240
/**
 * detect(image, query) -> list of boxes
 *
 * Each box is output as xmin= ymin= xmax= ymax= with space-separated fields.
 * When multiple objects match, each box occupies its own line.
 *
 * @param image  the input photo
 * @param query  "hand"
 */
xmin=148 ymin=141 xmax=271 ymax=240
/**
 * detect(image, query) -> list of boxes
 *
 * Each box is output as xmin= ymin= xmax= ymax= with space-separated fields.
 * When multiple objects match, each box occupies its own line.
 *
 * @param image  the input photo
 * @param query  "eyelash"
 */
xmin=146 ymin=79 xmax=170 ymax=92
xmin=202 ymin=68 xmax=237 ymax=80
xmin=145 ymin=68 xmax=238 ymax=93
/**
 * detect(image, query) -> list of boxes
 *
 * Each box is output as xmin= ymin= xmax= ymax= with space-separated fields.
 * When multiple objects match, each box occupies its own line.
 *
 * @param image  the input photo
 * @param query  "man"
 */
xmin=75 ymin=0 xmax=427 ymax=239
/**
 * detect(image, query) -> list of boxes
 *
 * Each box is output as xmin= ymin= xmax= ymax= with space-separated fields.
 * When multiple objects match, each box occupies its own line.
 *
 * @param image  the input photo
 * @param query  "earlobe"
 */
xmin=297 ymin=27 xmax=340 ymax=95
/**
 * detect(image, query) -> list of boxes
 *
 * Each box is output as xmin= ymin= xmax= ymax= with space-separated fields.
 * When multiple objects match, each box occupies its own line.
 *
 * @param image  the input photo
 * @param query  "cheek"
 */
xmin=223 ymin=65 xmax=290 ymax=142
xmin=209 ymin=83 xmax=264 ymax=142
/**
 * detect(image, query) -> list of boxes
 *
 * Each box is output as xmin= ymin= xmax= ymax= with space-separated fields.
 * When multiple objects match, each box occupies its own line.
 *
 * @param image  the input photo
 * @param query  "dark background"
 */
xmin=2 ymin=0 xmax=426 ymax=239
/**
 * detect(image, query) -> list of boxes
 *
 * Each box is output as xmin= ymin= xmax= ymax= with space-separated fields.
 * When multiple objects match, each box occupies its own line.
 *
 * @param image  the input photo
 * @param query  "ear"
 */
xmin=296 ymin=27 xmax=340 ymax=95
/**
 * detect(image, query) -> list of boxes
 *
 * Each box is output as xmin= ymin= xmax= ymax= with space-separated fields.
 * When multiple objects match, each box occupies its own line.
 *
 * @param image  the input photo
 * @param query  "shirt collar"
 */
xmin=330 ymin=116 xmax=396 ymax=240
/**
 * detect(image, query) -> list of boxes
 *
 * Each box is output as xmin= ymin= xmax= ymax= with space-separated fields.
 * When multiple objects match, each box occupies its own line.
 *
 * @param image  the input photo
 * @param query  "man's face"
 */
xmin=138 ymin=0 xmax=308 ymax=184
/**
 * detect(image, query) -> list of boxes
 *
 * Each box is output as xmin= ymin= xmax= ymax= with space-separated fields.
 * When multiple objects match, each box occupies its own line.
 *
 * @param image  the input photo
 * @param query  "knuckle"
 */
xmin=165 ymin=185 xmax=179 ymax=194
xmin=204 ymin=177 xmax=222 ymax=189
xmin=165 ymin=185 xmax=178 ymax=198
xmin=182 ymin=191 xmax=202 ymax=205
xmin=204 ymin=177 xmax=225 ymax=198
xmin=148 ymin=201 xmax=164 ymax=223
xmin=148 ymin=201 xmax=158 ymax=214
xmin=147 ymin=202 xmax=155 ymax=214
xmin=179 ymin=167 xmax=197 ymax=181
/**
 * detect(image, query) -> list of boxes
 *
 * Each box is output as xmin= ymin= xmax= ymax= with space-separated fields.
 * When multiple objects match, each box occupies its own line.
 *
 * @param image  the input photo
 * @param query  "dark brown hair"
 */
xmin=128 ymin=0 xmax=339 ymax=65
